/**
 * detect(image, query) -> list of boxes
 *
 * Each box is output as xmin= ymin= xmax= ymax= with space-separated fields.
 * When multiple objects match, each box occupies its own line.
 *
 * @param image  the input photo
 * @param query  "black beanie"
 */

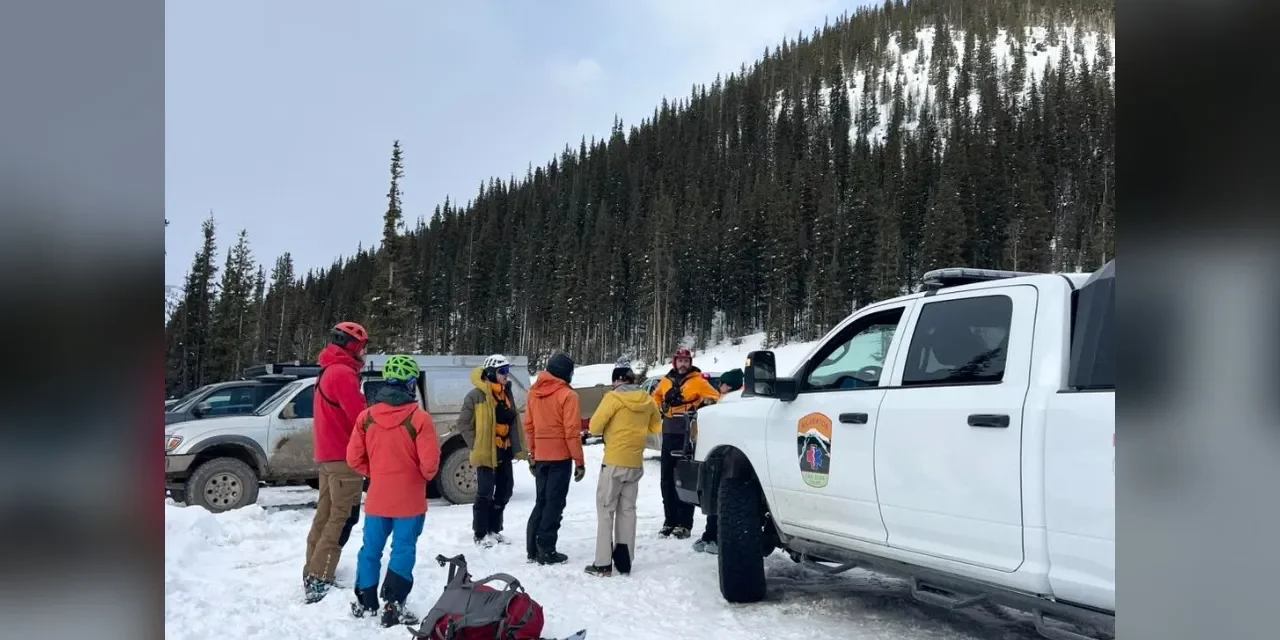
xmin=610 ymin=356 xmax=634 ymax=384
xmin=546 ymin=352 xmax=574 ymax=384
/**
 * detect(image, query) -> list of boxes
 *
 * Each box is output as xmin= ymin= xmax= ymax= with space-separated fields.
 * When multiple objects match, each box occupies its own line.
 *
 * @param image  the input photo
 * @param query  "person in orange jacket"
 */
xmin=523 ymin=352 xmax=585 ymax=565
xmin=346 ymin=355 xmax=441 ymax=628
xmin=650 ymin=347 xmax=720 ymax=539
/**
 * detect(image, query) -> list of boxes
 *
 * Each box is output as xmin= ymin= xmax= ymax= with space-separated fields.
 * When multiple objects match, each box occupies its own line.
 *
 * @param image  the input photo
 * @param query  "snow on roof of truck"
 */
xmin=361 ymin=354 xmax=529 ymax=370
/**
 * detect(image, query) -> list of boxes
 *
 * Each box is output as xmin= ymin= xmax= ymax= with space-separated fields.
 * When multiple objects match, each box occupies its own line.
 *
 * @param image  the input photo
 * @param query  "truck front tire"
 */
xmin=187 ymin=457 xmax=260 ymax=513
xmin=437 ymin=447 xmax=477 ymax=505
xmin=717 ymin=473 xmax=768 ymax=603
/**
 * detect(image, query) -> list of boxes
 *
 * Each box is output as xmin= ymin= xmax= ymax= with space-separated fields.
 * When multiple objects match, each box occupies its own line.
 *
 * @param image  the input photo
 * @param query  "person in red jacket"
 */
xmin=346 ymin=355 xmax=440 ymax=627
xmin=303 ymin=321 xmax=370 ymax=604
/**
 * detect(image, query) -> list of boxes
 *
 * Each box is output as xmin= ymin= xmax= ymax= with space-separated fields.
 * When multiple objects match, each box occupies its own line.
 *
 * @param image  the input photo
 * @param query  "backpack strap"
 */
xmin=315 ymin=368 xmax=342 ymax=408
xmin=359 ymin=410 xmax=419 ymax=439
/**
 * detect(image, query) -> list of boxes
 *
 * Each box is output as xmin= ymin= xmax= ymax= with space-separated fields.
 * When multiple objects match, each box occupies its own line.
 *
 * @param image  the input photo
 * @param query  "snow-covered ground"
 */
xmin=166 ymin=441 xmax=1045 ymax=640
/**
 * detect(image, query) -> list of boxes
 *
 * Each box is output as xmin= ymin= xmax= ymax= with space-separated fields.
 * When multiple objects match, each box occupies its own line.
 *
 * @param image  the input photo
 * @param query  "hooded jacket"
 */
xmin=522 ymin=375 xmax=584 ymax=465
xmin=651 ymin=366 xmax=720 ymax=420
xmin=346 ymin=385 xmax=441 ymax=518
xmin=313 ymin=344 xmax=367 ymax=462
xmin=458 ymin=366 xmax=528 ymax=468
xmin=589 ymin=383 xmax=662 ymax=469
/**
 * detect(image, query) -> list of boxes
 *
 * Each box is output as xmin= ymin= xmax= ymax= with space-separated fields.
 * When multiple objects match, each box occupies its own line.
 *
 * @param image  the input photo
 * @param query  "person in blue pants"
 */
xmin=346 ymin=355 xmax=441 ymax=627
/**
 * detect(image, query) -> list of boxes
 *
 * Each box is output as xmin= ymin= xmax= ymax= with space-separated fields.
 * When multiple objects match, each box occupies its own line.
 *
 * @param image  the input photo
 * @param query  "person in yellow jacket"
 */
xmin=457 ymin=354 xmax=529 ymax=548
xmin=584 ymin=358 xmax=662 ymax=577
xmin=650 ymin=347 xmax=720 ymax=539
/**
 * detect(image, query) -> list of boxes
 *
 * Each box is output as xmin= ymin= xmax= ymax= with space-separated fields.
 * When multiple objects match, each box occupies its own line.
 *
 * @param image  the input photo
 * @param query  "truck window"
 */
xmin=901 ymin=295 xmax=1013 ymax=387
xmin=802 ymin=308 xmax=904 ymax=392
xmin=1069 ymin=268 xmax=1115 ymax=390
xmin=288 ymin=386 xmax=315 ymax=419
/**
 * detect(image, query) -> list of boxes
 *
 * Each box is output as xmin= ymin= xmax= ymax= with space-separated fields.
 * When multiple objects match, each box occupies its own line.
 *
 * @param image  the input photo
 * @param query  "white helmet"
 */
xmin=484 ymin=354 xmax=511 ymax=369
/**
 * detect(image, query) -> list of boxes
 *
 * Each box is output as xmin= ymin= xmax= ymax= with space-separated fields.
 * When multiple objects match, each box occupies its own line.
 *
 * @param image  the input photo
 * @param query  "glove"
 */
xmin=574 ymin=465 xmax=586 ymax=482
xmin=528 ymin=461 xmax=537 ymax=476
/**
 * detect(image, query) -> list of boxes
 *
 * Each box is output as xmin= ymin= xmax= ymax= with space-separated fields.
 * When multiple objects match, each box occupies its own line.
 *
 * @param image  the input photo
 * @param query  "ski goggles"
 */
xmin=496 ymin=365 xmax=511 ymax=376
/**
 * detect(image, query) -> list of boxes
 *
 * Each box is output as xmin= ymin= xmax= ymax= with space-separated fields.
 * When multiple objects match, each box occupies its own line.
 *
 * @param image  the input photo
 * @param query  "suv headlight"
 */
xmin=165 ymin=435 xmax=183 ymax=453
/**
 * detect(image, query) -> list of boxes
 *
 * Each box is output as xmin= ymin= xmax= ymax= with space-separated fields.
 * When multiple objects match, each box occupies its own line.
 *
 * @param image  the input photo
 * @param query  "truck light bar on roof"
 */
xmin=919 ymin=267 xmax=1042 ymax=292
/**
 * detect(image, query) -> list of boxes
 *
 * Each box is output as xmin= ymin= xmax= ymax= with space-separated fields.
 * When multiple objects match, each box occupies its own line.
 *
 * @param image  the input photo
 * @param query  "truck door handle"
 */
xmin=968 ymin=414 xmax=1010 ymax=428
xmin=839 ymin=413 xmax=868 ymax=425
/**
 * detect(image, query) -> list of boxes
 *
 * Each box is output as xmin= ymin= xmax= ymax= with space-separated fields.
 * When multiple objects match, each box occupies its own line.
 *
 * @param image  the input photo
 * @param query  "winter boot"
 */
xmin=611 ymin=544 xmax=632 ymax=575
xmin=658 ymin=525 xmax=674 ymax=538
xmin=584 ymin=564 xmax=612 ymax=577
xmin=475 ymin=535 xmax=496 ymax=549
xmin=672 ymin=526 xmax=691 ymax=540
xmin=692 ymin=539 xmax=719 ymax=554
xmin=537 ymin=550 xmax=569 ymax=566
xmin=380 ymin=601 xmax=419 ymax=628
xmin=303 ymin=576 xmax=334 ymax=604
xmin=349 ymin=585 xmax=380 ymax=618
xmin=378 ymin=570 xmax=416 ymax=626
xmin=490 ymin=532 xmax=511 ymax=545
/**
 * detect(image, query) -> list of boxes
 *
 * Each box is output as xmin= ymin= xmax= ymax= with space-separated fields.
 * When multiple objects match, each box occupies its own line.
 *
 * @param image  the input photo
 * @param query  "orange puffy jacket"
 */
xmin=522 ymin=375 xmax=584 ymax=466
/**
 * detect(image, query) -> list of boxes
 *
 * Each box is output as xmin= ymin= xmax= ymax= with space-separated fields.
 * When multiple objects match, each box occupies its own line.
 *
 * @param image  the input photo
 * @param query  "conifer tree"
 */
xmin=364 ymin=141 xmax=415 ymax=353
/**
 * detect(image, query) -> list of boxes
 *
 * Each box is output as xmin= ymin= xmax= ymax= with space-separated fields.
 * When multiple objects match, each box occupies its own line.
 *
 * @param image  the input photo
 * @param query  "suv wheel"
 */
xmin=437 ymin=447 xmax=477 ymax=505
xmin=187 ymin=457 xmax=260 ymax=513
xmin=717 ymin=474 xmax=768 ymax=603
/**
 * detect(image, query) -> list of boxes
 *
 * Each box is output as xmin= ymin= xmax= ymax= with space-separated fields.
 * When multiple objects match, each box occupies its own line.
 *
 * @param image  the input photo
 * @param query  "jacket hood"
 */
xmin=373 ymin=384 xmax=416 ymax=406
xmin=530 ymin=375 xmax=570 ymax=398
xmin=611 ymin=386 xmax=654 ymax=411
xmin=318 ymin=343 xmax=362 ymax=371
xmin=469 ymin=366 xmax=491 ymax=394
xmin=368 ymin=398 xmax=419 ymax=426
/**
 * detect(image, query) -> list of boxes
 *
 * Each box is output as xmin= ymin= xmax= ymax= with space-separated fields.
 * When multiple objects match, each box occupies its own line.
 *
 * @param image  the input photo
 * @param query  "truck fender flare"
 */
xmin=189 ymin=435 xmax=270 ymax=474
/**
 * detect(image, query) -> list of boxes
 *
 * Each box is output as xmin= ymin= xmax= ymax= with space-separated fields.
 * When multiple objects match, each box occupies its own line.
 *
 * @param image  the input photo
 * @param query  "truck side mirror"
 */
xmin=281 ymin=402 xmax=297 ymax=420
xmin=743 ymin=351 xmax=798 ymax=402
xmin=193 ymin=401 xmax=212 ymax=417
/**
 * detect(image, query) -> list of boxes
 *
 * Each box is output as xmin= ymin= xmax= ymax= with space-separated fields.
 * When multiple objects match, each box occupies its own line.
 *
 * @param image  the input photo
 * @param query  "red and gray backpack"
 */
xmin=409 ymin=554 xmax=579 ymax=640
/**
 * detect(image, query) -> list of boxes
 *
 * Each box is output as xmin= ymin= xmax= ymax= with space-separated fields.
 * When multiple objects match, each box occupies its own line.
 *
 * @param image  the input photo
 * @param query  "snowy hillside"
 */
xmin=557 ymin=332 xmax=823 ymax=389
xmin=791 ymin=24 xmax=1116 ymax=145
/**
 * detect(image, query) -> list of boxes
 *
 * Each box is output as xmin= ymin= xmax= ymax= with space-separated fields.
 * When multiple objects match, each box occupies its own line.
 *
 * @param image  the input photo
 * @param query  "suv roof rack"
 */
xmin=919 ymin=267 xmax=1041 ymax=295
xmin=242 ymin=362 xmax=322 ymax=380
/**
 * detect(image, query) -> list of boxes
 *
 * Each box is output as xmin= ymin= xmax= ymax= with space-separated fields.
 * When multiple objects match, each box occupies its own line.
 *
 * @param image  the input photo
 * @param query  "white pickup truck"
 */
xmin=675 ymin=262 xmax=1115 ymax=640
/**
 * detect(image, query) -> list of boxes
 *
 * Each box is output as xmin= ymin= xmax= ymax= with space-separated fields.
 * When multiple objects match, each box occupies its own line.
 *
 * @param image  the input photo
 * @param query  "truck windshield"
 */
xmin=255 ymin=380 xmax=306 ymax=416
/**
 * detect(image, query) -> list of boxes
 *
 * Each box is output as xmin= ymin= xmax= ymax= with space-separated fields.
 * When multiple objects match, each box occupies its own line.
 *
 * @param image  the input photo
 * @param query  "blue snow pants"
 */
xmin=355 ymin=514 xmax=425 ymax=591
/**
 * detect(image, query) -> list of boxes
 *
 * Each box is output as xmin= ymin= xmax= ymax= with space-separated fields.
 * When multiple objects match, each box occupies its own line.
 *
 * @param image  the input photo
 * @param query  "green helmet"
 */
xmin=382 ymin=355 xmax=420 ymax=382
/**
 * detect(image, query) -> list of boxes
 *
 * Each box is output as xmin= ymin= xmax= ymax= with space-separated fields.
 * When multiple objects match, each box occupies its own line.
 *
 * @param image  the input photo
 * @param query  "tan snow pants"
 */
xmin=594 ymin=464 xmax=645 ymax=568
xmin=303 ymin=461 xmax=364 ymax=582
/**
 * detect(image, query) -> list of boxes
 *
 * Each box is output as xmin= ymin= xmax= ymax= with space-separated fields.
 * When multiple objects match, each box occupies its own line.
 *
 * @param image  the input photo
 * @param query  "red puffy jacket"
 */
xmin=313 ymin=344 xmax=367 ymax=462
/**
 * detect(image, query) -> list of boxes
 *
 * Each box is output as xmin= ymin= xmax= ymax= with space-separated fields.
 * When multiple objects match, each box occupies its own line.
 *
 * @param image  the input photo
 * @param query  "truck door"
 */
xmin=764 ymin=302 xmax=913 ymax=545
xmin=873 ymin=285 xmax=1037 ymax=572
xmin=266 ymin=383 xmax=316 ymax=478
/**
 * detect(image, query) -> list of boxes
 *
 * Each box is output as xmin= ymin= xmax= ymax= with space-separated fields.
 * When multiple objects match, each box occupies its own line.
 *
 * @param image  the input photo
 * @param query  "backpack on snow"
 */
xmin=409 ymin=554 xmax=545 ymax=640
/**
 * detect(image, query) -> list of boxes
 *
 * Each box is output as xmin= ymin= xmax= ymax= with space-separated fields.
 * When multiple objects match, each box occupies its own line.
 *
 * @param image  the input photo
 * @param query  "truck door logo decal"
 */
xmin=797 ymin=412 xmax=832 ymax=488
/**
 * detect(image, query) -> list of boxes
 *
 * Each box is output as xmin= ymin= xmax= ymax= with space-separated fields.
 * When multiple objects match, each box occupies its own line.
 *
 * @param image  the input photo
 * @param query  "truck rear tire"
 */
xmin=187 ymin=457 xmax=260 ymax=513
xmin=437 ymin=447 xmax=477 ymax=505
xmin=717 ymin=473 xmax=768 ymax=603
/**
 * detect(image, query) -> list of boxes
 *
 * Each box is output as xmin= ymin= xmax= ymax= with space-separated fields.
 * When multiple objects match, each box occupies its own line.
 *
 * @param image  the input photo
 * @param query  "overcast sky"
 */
xmin=165 ymin=0 xmax=873 ymax=285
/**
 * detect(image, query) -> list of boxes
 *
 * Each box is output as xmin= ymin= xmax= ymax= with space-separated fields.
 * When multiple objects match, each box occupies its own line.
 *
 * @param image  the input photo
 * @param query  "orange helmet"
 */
xmin=331 ymin=321 xmax=368 ymax=348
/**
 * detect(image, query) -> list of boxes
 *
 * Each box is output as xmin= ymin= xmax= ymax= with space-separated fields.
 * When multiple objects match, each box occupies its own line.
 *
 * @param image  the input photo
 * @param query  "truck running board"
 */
xmin=798 ymin=553 xmax=857 ymax=575
xmin=910 ymin=578 xmax=989 ymax=610
xmin=1034 ymin=610 xmax=1105 ymax=640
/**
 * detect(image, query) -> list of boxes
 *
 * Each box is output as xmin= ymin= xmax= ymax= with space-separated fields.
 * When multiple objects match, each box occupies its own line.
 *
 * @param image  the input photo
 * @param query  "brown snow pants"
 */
xmin=303 ymin=461 xmax=364 ymax=583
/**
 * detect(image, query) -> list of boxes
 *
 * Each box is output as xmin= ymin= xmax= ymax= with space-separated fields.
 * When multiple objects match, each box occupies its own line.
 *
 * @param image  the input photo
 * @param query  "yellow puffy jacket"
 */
xmin=589 ymin=385 xmax=662 ymax=469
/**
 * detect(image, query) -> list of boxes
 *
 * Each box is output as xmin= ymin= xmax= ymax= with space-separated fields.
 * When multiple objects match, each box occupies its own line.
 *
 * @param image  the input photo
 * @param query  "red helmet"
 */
xmin=672 ymin=347 xmax=693 ymax=367
xmin=331 ymin=321 xmax=368 ymax=347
